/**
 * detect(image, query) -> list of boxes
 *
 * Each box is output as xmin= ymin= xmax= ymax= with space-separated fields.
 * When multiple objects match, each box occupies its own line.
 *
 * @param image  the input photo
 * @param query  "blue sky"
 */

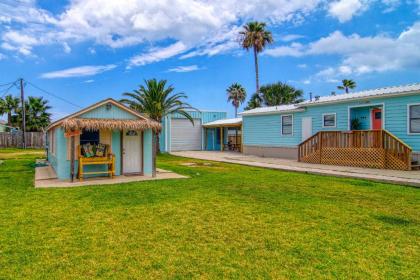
xmin=0 ymin=0 xmax=419 ymax=120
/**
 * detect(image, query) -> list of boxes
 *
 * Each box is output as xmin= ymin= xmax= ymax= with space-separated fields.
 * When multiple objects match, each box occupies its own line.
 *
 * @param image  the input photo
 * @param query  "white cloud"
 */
xmin=62 ymin=42 xmax=71 ymax=54
xmin=41 ymin=64 xmax=117 ymax=79
xmin=328 ymin=0 xmax=365 ymax=22
xmin=0 ymin=53 xmax=6 ymax=60
xmin=280 ymin=34 xmax=305 ymax=42
xmin=127 ymin=42 xmax=187 ymax=68
xmin=167 ymin=65 xmax=202 ymax=73
xmin=0 ymin=0 xmax=324 ymax=63
xmin=297 ymin=64 xmax=307 ymax=68
xmin=83 ymin=79 xmax=94 ymax=83
xmin=266 ymin=22 xmax=420 ymax=77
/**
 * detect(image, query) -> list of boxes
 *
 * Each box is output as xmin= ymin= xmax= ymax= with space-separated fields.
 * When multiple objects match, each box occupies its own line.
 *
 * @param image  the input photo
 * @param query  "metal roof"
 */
xmin=203 ymin=117 xmax=242 ymax=127
xmin=300 ymin=83 xmax=420 ymax=106
xmin=239 ymin=83 xmax=420 ymax=115
xmin=239 ymin=104 xmax=303 ymax=116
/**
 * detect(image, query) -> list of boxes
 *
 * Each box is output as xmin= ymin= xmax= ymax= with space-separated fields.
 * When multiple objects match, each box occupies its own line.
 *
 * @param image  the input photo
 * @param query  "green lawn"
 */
xmin=0 ymin=149 xmax=419 ymax=279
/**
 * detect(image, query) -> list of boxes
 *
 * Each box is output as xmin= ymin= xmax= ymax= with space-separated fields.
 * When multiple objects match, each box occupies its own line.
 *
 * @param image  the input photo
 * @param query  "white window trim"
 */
xmin=322 ymin=113 xmax=336 ymax=128
xmin=281 ymin=114 xmax=293 ymax=136
xmin=407 ymin=103 xmax=420 ymax=135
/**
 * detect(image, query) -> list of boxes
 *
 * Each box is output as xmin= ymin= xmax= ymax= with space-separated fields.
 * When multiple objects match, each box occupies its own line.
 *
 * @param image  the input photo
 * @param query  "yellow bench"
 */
xmin=77 ymin=144 xmax=115 ymax=181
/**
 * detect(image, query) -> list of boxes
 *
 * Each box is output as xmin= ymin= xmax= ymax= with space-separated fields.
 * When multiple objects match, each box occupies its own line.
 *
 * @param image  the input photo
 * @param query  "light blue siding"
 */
xmin=243 ymin=93 xmax=420 ymax=152
xmin=80 ymin=103 xmax=138 ymax=119
xmin=143 ymin=129 xmax=153 ymax=176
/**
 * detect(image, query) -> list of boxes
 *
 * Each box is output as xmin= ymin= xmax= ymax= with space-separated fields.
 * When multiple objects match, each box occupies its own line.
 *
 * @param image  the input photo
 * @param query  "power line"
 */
xmin=0 ymin=81 xmax=17 ymax=98
xmin=26 ymin=80 xmax=82 ymax=109
xmin=0 ymin=81 xmax=16 ymax=87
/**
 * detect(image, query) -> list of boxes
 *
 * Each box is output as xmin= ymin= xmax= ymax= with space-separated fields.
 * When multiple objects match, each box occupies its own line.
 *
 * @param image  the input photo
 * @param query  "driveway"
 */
xmin=171 ymin=151 xmax=420 ymax=187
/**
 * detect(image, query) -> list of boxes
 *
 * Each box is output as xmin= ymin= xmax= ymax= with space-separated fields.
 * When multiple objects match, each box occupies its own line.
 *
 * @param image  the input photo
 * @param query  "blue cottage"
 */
xmin=46 ymin=99 xmax=160 ymax=180
xmin=240 ymin=84 xmax=420 ymax=170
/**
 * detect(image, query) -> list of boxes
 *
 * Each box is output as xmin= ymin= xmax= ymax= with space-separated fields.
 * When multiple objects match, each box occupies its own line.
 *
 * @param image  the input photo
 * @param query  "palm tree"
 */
xmin=244 ymin=82 xmax=303 ymax=109
xmin=244 ymin=93 xmax=262 ymax=110
xmin=14 ymin=96 xmax=51 ymax=131
xmin=337 ymin=79 xmax=356 ymax=93
xmin=259 ymin=82 xmax=304 ymax=106
xmin=239 ymin=21 xmax=273 ymax=95
xmin=227 ymin=83 xmax=247 ymax=117
xmin=2 ymin=95 xmax=20 ymax=126
xmin=120 ymin=79 xmax=196 ymax=153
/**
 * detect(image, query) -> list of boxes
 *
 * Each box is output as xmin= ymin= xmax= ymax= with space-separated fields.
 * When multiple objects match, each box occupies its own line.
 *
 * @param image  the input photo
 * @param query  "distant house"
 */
xmin=159 ymin=110 xmax=226 ymax=152
xmin=0 ymin=121 xmax=6 ymax=132
xmin=239 ymin=83 xmax=420 ymax=170
xmin=46 ymin=99 xmax=160 ymax=180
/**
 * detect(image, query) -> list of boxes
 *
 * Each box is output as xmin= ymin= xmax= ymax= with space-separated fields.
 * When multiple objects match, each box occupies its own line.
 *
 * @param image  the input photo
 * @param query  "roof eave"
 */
xmin=240 ymin=108 xmax=305 ymax=116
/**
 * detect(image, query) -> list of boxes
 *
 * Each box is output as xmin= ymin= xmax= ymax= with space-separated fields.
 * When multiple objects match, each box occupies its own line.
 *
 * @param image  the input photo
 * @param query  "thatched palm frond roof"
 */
xmin=62 ymin=118 xmax=161 ymax=132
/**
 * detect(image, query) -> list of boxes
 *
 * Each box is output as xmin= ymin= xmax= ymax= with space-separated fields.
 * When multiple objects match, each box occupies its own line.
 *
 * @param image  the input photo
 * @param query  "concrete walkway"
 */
xmin=172 ymin=151 xmax=420 ymax=187
xmin=35 ymin=165 xmax=187 ymax=188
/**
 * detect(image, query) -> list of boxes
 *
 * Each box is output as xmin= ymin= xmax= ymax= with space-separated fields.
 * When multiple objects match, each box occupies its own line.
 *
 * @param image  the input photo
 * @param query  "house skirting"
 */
xmin=243 ymin=145 xmax=298 ymax=160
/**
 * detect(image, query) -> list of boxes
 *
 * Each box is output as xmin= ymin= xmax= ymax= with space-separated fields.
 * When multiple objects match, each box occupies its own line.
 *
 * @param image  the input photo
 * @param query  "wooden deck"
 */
xmin=298 ymin=130 xmax=412 ymax=170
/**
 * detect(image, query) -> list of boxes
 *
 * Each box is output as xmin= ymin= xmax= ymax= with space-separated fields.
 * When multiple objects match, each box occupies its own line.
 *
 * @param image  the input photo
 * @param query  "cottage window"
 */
xmin=80 ymin=129 xmax=100 ymax=145
xmin=323 ymin=113 xmax=336 ymax=128
xmin=281 ymin=115 xmax=293 ymax=135
xmin=409 ymin=104 xmax=420 ymax=133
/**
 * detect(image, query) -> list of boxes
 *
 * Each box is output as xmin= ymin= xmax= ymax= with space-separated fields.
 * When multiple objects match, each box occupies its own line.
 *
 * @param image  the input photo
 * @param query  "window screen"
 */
xmin=80 ymin=130 xmax=100 ymax=145
xmin=323 ymin=114 xmax=336 ymax=127
xmin=282 ymin=115 xmax=293 ymax=135
xmin=409 ymin=105 xmax=420 ymax=133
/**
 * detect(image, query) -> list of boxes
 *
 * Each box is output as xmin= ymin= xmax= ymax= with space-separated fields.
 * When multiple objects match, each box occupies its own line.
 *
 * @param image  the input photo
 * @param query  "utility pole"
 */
xmin=20 ymin=78 xmax=26 ymax=149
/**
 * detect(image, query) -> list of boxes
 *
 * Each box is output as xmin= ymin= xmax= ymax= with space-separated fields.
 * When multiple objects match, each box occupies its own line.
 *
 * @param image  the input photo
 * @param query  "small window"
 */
xmin=281 ymin=115 xmax=293 ymax=135
xmin=323 ymin=113 xmax=336 ymax=128
xmin=80 ymin=129 xmax=100 ymax=145
xmin=409 ymin=104 xmax=420 ymax=133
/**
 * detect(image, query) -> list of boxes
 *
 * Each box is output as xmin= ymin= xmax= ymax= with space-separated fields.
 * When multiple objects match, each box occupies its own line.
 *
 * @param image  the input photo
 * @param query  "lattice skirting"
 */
xmin=300 ymin=147 xmax=410 ymax=170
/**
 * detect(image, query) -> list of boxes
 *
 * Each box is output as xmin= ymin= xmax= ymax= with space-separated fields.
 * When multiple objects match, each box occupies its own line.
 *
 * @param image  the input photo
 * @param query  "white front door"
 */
xmin=123 ymin=130 xmax=142 ymax=174
xmin=302 ymin=117 xmax=313 ymax=141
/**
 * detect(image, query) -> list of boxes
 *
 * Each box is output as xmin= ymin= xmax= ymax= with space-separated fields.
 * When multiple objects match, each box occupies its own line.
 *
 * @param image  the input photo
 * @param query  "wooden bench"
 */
xmin=77 ymin=144 xmax=115 ymax=181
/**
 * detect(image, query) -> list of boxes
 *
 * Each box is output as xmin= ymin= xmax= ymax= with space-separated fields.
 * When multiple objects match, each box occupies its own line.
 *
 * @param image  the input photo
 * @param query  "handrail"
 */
xmin=298 ymin=129 xmax=412 ymax=170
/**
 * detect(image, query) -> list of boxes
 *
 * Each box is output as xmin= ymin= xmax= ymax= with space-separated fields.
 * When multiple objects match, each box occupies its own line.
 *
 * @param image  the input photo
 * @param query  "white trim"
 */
xmin=322 ymin=113 xmax=336 ymax=128
xmin=407 ymin=103 xmax=420 ymax=135
xmin=240 ymin=108 xmax=305 ymax=116
xmin=347 ymin=103 xmax=385 ymax=130
xmin=281 ymin=114 xmax=293 ymax=136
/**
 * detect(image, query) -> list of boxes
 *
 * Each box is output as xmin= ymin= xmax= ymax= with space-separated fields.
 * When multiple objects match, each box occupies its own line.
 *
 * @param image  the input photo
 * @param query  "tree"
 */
xmin=244 ymin=82 xmax=303 ymax=109
xmin=120 ymin=79 xmax=196 ymax=153
xmin=226 ymin=83 xmax=247 ymax=117
xmin=337 ymin=79 xmax=356 ymax=93
xmin=239 ymin=21 xmax=273 ymax=95
xmin=2 ymin=95 xmax=20 ymax=126
xmin=244 ymin=93 xmax=262 ymax=110
xmin=14 ymin=96 xmax=51 ymax=132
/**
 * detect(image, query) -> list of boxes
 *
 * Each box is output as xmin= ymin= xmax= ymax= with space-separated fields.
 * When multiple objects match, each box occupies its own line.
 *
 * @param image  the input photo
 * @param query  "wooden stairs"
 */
xmin=298 ymin=130 xmax=413 ymax=171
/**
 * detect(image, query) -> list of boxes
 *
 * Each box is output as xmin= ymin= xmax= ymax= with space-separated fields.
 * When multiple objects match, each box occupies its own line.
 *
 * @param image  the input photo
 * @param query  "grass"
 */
xmin=0 ymin=150 xmax=419 ymax=279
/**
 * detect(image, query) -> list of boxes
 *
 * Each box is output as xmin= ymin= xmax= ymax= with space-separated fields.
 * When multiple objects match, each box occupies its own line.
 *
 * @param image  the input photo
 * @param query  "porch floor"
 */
xmin=35 ymin=163 xmax=187 ymax=188
xmin=171 ymin=151 xmax=420 ymax=188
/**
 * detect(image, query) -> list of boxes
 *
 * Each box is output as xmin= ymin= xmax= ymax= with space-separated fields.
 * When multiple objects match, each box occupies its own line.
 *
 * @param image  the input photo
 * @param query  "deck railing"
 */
xmin=298 ymin=130 xmax=412 ymax=170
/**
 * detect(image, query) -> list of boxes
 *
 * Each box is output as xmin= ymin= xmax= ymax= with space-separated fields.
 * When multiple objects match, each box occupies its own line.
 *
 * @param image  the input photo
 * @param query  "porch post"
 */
xmin=220 ymin=127 xmax=223 ymax=151
xmin=70 ymin=135 xmax=75 ymax=182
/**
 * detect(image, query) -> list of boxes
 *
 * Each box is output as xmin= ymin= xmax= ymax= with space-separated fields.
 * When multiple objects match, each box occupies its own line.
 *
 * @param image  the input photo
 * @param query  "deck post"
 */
xmin=319 ymin=131 xmax=323 ymax=164
xmin=70 ymin=135 xmax=75 ymax=182
xmin=220 ymin=127 xmax=223 ymax=151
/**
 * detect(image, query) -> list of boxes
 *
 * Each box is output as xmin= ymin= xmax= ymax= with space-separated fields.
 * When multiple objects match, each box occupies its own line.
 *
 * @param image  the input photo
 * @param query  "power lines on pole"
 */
xmin=20 ymin=78 xmax=26 ymax=148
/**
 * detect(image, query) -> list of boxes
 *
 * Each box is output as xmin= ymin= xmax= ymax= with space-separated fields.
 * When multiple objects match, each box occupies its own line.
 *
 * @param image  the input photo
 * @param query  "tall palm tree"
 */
xmin=337 ymin=79 xmax=356 ymax=93
xmin=226 ymin=83 xmax=247 ymax=117
xmin=244 ymin=82 xmax=303 ymax=109
xmin=2 ymin=95 xmax=20 ymax=126
xmin=239 ymin=21 xmax=273 ymax=95
xmin=120 ymin=79 xmax=196 ymax=153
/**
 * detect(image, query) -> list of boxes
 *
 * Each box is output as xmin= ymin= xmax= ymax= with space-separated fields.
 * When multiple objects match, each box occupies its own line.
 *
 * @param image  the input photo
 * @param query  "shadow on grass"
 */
xmin=375 ymin=215 xmax=411 ymax=226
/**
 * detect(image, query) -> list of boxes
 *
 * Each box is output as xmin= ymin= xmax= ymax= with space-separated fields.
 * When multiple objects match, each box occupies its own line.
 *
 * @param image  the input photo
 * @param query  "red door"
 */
xmin=371 ymin=108 xmax=382 ymax=130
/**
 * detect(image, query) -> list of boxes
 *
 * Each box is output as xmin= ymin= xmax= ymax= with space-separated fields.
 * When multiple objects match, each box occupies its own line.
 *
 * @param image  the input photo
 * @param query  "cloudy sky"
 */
xmin=0 ymin=0 xmax=419 ymax=119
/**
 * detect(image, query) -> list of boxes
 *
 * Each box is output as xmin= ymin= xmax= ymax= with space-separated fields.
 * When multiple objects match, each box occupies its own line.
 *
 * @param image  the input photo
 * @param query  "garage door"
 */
xmin=171 ymin=118 xmax=202 ymax=151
